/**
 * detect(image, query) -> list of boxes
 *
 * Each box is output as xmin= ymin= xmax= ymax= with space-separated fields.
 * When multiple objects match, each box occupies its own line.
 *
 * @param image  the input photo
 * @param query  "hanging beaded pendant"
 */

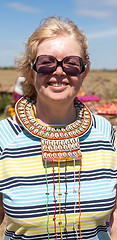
xmin=15 ymin=96 xmax=92 ymax=162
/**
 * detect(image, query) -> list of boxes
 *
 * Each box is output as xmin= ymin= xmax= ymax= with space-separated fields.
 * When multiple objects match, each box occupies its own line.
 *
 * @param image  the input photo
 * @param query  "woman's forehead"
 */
xmin=36 ymin=36 xmax=82 ymax=58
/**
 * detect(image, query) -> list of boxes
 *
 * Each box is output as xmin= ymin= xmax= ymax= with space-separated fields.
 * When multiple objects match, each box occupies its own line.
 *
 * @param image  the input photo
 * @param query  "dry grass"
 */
xmin=83 ymin=69 xmax=117 ymax=101
xmin=0 ymin=69 xmax=17 ymax=87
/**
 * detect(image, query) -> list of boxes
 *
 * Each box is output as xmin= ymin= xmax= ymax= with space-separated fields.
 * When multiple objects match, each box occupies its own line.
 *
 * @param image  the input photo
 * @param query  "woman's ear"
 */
xmin=31 ymin=70 xmax=35 ymax=84
xmin=81 ymin=65 xmax=89 ymax=81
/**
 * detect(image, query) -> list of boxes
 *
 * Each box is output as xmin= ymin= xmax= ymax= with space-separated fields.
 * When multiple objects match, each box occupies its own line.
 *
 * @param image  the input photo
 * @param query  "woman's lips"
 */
xmin=47 ymin=82 xmax=69 ymax=86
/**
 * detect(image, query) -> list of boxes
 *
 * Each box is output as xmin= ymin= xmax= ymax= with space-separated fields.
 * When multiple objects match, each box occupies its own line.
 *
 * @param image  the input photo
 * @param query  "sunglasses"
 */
xmin=32 ymin=55 xmax=85 ymax=76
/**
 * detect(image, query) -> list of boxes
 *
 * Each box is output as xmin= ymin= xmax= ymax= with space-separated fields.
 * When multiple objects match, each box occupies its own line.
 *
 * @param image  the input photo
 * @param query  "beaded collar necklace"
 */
xmin=15 ymin=96 xmax=92 ymax=162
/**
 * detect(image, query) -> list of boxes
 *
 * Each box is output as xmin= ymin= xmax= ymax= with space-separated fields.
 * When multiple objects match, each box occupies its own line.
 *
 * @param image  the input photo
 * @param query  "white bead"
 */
xmin=55 ymin=133 xmax=59 ymax=138
xmin=30 ymin=126 xmax=34 ymax=130
xmin=58 ymin=153 xmax=62 ymax=157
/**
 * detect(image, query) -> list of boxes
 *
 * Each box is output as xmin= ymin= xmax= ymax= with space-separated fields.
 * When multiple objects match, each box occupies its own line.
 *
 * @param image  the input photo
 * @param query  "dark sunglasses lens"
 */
xmin=63 ymin=56 xmax=84 ymax=75
xmin=34 ymin=55 xmax=56 ymax=74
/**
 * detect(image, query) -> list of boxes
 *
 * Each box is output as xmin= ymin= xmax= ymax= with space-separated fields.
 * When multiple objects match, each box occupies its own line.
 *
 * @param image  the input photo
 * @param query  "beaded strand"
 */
xmin=58 ymin=159 xmax=63 ymax=240
xmin=73 ymin=159 xmax=79 ymax=239
xmin=78 ymin=158 xmax=82 ymax=239
xmin=52 ymin=159 xmax=57 ymax=240
xmin=64 ymin=160 xmax=68 ymax=238
xmin=45 ymin=160 xmax=50 ymax=240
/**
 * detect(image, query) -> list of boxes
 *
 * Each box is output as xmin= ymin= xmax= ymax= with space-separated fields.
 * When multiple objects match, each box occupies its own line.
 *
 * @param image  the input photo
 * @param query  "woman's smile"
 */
xmin=47 ymin=78 xmax=69 ymax=88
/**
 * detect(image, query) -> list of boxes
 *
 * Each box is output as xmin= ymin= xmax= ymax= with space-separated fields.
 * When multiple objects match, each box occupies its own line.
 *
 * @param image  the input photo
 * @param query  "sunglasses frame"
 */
xmin=32 ymin=55 xmax=85 ymax=76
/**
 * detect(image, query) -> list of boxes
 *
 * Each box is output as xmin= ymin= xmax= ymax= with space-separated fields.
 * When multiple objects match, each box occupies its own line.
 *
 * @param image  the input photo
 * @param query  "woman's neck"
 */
xmin=33 ymin=100 xmax=77 ymax=126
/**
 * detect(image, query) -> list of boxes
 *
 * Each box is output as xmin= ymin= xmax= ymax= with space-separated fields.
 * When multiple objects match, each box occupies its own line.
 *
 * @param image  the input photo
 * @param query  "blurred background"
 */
xmin=0 ymin=0 xmax=117 ymax=69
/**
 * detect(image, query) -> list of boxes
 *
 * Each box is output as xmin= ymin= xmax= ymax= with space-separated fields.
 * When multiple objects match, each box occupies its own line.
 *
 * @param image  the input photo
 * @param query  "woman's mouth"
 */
xmin=48 ymin=82 xmax=69 ymax=87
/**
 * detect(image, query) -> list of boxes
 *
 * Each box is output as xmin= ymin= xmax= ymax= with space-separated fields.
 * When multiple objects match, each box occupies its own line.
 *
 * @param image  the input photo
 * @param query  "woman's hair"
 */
xmin=16 ymin=16 xmax=90 ymax=100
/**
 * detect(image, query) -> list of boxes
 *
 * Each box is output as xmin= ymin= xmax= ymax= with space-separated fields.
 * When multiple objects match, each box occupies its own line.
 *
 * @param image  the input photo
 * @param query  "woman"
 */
xmin=0 ymin=16 xmax=117 ymax=240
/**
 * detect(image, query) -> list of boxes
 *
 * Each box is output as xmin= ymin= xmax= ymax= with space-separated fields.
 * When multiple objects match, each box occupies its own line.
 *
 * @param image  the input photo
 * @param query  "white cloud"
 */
xmin=74 ymin=0 xmax=117 ymax=19
xmin=7 ymin=2 xmax=40 ymax=13
xmin=74 ymin=0 xmax=117 ymax=7
xmin=106 ymin=0 xmax=117 ymax=6
xmin=87 ymin=28 xmax=117 ymax=39
xmin=76 ymin=9 xmax=111 ymax=18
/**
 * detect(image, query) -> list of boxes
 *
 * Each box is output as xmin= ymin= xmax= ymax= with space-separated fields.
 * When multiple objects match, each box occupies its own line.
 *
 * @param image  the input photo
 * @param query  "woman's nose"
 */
xmin=53 ymin=65 xmax=66 ymax=76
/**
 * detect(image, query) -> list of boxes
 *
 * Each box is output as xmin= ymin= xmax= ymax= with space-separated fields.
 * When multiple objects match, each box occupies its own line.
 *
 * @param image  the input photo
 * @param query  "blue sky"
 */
xmin=0 ymin=0 xmax=117 ymax=69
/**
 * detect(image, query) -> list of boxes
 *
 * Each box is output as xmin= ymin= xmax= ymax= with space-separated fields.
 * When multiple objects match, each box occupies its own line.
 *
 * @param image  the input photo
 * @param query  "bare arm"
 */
xmin=110 ymin=186 xmax=117 ymax=240
xmin=0 ymin=193 xmax=5 ymax=225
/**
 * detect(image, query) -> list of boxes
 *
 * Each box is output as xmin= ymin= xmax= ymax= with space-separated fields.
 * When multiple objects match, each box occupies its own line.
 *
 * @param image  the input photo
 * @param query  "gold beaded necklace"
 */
xmin=15 ymin=96 xmax=92 ymax=162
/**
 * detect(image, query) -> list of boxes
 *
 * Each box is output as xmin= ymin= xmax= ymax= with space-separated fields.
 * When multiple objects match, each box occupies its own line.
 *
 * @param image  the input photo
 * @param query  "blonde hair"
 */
xmin=16 ymin=16 xmax=90 ymax=100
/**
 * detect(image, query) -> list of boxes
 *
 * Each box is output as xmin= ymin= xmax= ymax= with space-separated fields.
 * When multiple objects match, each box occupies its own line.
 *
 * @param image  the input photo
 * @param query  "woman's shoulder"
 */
xmin=0 ymin=117 xmax=23 ymax=151
xmin=92 ymin=113 xmax=114 ymax=129
xmin=91 ymin=113 xmax=115 ymax=146
xmin=92 ymin=113 xmax=112 ymax=128
xmin=0 ymin=117 xmax=22 ymax=134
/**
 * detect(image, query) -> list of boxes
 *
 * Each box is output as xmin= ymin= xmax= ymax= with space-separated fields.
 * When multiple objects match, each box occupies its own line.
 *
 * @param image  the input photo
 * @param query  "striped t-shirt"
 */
xmin=0 ymin=114 xmax=116 ymax=240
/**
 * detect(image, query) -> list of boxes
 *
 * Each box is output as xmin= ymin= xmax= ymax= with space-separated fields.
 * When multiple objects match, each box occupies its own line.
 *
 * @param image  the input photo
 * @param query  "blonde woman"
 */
xmin=0 ymin=16 xmax=117 ymax=240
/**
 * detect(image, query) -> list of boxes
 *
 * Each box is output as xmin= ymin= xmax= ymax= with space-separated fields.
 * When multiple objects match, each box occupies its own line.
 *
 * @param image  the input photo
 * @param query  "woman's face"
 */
xmin=32 ymin=36 xmax=85 ymax=105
